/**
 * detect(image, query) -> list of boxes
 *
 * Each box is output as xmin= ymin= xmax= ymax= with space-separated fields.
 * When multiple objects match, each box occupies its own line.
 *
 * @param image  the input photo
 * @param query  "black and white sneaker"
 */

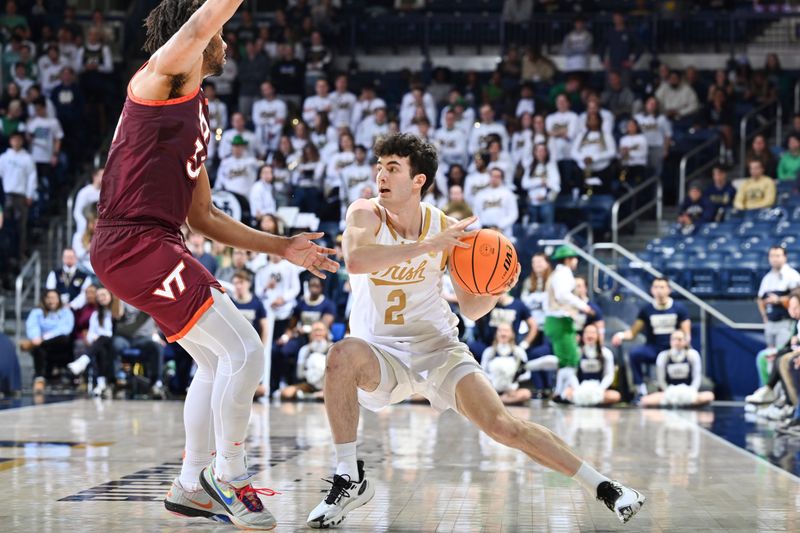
xmin=307 ymin=460 xmax=375 ymax=529
xmin=596 ymin=480 xmax=646 ymax=524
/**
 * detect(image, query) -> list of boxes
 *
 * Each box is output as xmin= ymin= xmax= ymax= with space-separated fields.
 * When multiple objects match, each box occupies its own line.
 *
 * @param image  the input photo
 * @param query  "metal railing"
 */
xmin=611 ymin=176 xmax=663 ymax=246
xmin=15 ymin=252 xmax=42 ymax=346
xmin=0 ymin=296 xmax=5 ymax=332
xmin=591 ymin=242 xmax=765 ymax=364
xmin=678 ymin=135 xmax=722 ymax=205
xmin=564 ymin=221 xmax=594 ymax=250
xmin=739 ymin=99 xmax=783 ymax=177
xmin=795 ymin=79 xmax=800 ymax=114
xmin=538 ymin=239 xmax=654 ymax=304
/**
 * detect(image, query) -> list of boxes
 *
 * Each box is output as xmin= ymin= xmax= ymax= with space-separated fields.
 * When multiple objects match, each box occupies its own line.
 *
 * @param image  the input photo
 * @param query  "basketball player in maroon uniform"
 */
xmin=90 ymin=1 xmax=336 ymax=529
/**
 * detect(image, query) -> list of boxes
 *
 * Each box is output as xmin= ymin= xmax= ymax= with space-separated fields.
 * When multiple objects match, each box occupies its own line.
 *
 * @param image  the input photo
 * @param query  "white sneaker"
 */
xmin=67 ymin=354 xmax=91 ymax=376
xmin=596 ymin=480 xmax=646 ymax=524
xmin=764 ymin=403 xmax=793 ymax=421
xmin=745 ymin=386 xmax=776 ymax=405
xmin=307 ymin=460 xmax=375 ymax=529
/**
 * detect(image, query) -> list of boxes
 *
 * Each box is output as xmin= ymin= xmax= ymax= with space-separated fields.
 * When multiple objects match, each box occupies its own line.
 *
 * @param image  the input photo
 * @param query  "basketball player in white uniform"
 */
xmin=307 ymin=133 xmax=645 ymax=528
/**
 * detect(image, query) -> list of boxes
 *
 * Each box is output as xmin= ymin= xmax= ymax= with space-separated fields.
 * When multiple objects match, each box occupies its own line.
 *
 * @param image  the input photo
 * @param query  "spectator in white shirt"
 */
xmin=12 ymin=62 xmax=34 ymax=96
xmin=464 ymin=153 xmax=492 ymax=207
xmin=618 ymin=119 xmax=649 ymax=187
xmin=469 ymin=104 xmax=510 ymax=155
xmin=439 ymin=90 xmax=475 ymax=135
xmin=515 ymin=82 xmax=535 ymax=117
xmin=758 ymin=246 xmax=800 ymax=349
xmin=473 ymin=167 xmax=519 ymax=238
xmin=570 ymin=112 xmax=617 ymax=194
xmin=255 ymin=253 xmax=301 ymax=330
xmin=340 ymin=144 xmax=373 ymax=206
xmin=655 ymin=70 xmax=699 ymax=120
xmin=37 ymin=44 xmax=68 ymax=96
xmin=215 ymin=135 xmax=261 ymax=198
xmin=219 ymin=112 xmax=259 ymax=160
xmin=351 ymin=84 xmax=386 ymax=132
xmin=329 ymin=74 xmax=357 ymax=129
xmin=73 ymin=167 xmax=103 ymax=242
xmin=309 ymin=111 xmax=338 ymax=158
xmin=252 ymin=81 xmax=286 ymax=154
xmin=356 ymin=106 xmax=390 ymax=154
xmin=435 ymin=108 xmax=469 ymax=170
xmin=562 ymin=17 xmax=593 ymax=73
xmin=24 ymin=85 xmax=56 ymax=119
xmin=0 ymin=132 xmax=36 ymax=258
xmin=546 ymin=93 xmax=579 ymax=162
xmin=634 ymin=96 xmax=672 ymax=177
xmin=521 ymin=143 xmax=560 ymax=224
xmin=249 ymin=165 xmax=277 ymax=225
xmin=325 ymin=131 xmax=356 ymax=186
xmin=399 ymin=85 xmax=436 ymax=132
xmin=302 ymin=78 xmax=333 ymax=126
xmin=24 ymin=97 xmax=62 ymax=182
xmin=578 ymin=93 xmax=614 ymax=135
xmin=203 ymin=81 xmax=228 ymax=163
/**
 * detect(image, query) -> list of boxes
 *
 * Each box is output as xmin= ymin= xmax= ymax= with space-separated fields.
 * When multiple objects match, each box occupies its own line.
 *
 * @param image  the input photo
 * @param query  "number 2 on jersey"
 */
xmin=384 ymin=289 xmax=406 ymax=325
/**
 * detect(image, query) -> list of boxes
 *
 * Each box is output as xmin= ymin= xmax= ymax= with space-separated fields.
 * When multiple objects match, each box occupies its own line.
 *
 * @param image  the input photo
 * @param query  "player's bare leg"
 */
xmin=307 ymin=338 xmax=382 ymax=528
xmin=455 ymin=372 xmax=645 ymax=523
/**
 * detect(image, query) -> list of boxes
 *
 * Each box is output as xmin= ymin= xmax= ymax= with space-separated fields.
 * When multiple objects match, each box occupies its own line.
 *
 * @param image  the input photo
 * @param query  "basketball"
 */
xmin=449 ymin=229 xmax=518 ymax=295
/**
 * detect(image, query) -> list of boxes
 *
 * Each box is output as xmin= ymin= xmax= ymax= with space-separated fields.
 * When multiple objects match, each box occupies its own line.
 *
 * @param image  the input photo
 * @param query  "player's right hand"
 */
xmin=426 ymin=216 xmax=478 ymax=253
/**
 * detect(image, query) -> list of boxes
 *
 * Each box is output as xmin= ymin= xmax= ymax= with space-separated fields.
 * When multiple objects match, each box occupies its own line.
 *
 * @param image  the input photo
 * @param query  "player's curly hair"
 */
xmin=143 ymin=0 xmax=205 ymax=54
xmin=373 ymin=133 xmax=438 ymax=195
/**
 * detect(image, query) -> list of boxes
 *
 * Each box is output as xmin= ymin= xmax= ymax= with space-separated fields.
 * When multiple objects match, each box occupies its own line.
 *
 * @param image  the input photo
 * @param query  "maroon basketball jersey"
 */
xmin=97 ymin=68 xmax=211 ymax=230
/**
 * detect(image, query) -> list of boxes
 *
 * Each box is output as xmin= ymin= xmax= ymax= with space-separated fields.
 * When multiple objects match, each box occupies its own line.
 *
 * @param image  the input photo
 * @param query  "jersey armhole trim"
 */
xmin=369 ymin=199 xmax=383 ymax=236
xmin=127 ymin=62 xmax=201 ymax=107
xmin=439 ymin=211 xmax=449 ymax=270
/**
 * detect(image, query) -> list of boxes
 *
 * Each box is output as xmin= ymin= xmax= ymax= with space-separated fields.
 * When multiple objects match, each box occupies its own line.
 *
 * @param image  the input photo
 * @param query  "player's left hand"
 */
xmin=283 ymin=232 xmax=339 ymax=279
xmin=491 ymin=261 xmax=521 ymax=296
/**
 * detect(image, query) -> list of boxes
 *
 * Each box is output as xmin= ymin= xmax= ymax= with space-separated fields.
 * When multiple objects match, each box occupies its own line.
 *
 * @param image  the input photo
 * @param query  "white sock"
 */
xmin=69 ymin=354 xmax=91 ymax=374
xmin=572 ymin=461 xmax=610 ymax=493
xmin=181 ymin=449 xmax=213 ymax=491
xmin=638 ymin=383 xmax=648 ymax=396
xmin=555 ymin=367 xmax=577 ymax=396
xmin=334 ymin=441 xmax=358 ymax=480
xmin=215 ymin=444 xmax=247 ymax=482
xmin=96 ymin=376 xmax=106 ymax=388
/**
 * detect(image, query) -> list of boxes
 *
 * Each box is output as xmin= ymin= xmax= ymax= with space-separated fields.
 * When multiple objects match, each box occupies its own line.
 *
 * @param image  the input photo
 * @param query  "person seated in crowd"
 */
xmin=280 ymin=321 xmax=332 ymax=401
xmin=230 ymin=269 xmax=269 ymax=345
xmin=612 ymin=277 xmax=691 ymax=400
xmin=45 ymin=247 xmax=92 ymax=309
xmin=215 ymin=134 xmax=260 ymax=198
xmin=703 ymin=88 xmax=735 ymax=162
xmin=573 ymin=276 xmax=604 ymax=338
xmin=72 ymin=214 xmax=96 ymax=274
xmin=19 ymin=289 xmax=75 ymax=394
xmin=546 ymin=93 xmax=579 ymax=164
xmin=778 ymin=133 xmax=800 ymax=182
xmin=578 ymin=93 xmax=614 ymax=136
xmin=469 ymin=104 xmax=509 ymax=155
xmin=746 ymin=133 xmax=777 ymax=180
xmin=72 ymin=167 xmax=103 ymax=241
xmin=276 ymin=276 xmax=336 ymax=381
xmin=641 ymin=330 xmax=714 ymax=408
xmin=677 ymin=184 xmax=714 ymax=232
xmin=68 ymin=286 xmax=115 ymax=397
xmin=111 ymin=298 xmax=165 ymax=399
xmin=563 ymin=324 xmax=620 ymax=406
xmin=703 ymin=164 xmax=737 ymax=222
xmin=481 ymin=323 xmax=532 ymax=406
xmin=464 ymin=152 xmax=491 ymax=207
xmin=469 ymin=290 xmax=538 ymax=362
xmin=655 ymin=69 xmax=699 ymax=121
xmin=569 ymin=112 xmax=617 ymax=195
xmin=601 ymin=71 xmax=636 ymax=120
xmin=71 ymin=283 xmax=97 ymax=357
xmin=435 ymin=108 xmax=469 ymax=170
xmin=186 ymin=232 xmax=217 ymax=275
xmin=634 ymin=96 xmax=671 ymax=178
xmin=217 ymin=248 xmax=254 ymax=286
xmin=521 ymin=143 xmax=559 ymax=225
xmin=733 ymin=160 xmax=776 ymax=211
xmin=618 ymin=118 xmax=648 ymax=188
xmin=472 ymin=168 xmax=518 ymax=238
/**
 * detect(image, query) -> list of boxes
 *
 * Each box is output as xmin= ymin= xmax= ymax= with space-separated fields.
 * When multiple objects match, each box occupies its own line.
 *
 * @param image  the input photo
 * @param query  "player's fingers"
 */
xmin=453 ymin=216 xmax=477 ymax=229
xmin=301 ymin=232 xmax=326 ymax=241
xmin=308 ymin=265 xmax=327 ymax=279
xmin=313 ymin=244 xmax=337 ymax=255
xmin=319 ymin=257 xmax=339 ymax=273
xmin=453 ymin=239 xmax=472 ymax=248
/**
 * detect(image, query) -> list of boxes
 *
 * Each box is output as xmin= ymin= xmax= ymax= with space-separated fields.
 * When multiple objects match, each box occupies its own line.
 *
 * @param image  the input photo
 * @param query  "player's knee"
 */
xmin=326 ymin=338 xmax=370 ymax=377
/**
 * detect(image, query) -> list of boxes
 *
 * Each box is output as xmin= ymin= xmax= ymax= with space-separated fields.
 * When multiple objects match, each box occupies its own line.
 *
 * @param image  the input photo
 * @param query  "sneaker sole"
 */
xmin=198 ymin=470 xmax=277 ymax=531
xmin=164 ymin=499 xmax=230 ymax=522
xmin=307 ymin=480 xmax=376 ymax=529
xmin=616 ymin=491 xmax=646 ymax=524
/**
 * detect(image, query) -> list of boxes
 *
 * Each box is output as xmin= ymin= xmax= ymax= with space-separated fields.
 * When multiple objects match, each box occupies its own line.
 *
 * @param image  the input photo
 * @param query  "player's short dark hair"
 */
xmin=143 ymin=0 xmax=205 ymax=54
xmin=769 ymin=245 xmax=787 ymax=256
xmin=652 ymin=277 xmax=669 ymax=286
xmin=373 ymin=133 xmax=438 ymax=195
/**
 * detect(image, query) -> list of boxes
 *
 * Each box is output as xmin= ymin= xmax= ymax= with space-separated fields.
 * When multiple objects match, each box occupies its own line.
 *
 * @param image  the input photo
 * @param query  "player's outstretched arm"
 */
xmin=343 ymin=199 xmax=476 ymax=274
xmin=187 ymin=165 xmax=338 ymax=278
xmin=151 ymin=0 xmax=243 ymax=77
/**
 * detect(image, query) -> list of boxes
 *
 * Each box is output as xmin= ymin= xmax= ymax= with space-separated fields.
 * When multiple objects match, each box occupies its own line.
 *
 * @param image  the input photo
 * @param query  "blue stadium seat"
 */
xmin=688 ymin=263 xmax=722 ymax=296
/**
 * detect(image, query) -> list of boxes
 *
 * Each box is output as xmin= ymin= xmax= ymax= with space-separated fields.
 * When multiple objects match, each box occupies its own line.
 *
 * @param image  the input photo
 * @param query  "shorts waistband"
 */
xmin=96 ymin=218 xmax=178 ymax=231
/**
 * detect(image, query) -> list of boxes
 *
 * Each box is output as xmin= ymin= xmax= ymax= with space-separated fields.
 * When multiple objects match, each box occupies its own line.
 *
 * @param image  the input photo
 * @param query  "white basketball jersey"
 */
xmin=349 ymin=200 xmax=460 ymax=373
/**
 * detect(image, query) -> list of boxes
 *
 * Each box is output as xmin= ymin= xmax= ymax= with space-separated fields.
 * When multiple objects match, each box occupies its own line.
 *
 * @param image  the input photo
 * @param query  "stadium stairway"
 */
xmin=617 ymin=205 xmax=680 ymax=255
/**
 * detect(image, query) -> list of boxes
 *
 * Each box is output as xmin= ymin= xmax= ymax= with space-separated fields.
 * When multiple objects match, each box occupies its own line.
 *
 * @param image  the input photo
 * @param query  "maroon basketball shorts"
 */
xmin=91 ymin=221 xmax=222 ymax=342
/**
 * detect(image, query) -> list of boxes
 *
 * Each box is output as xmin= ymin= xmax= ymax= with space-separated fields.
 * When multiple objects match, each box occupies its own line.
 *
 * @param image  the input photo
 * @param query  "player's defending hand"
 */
xmin=424 ymin=216 xmax=478 ymax=254
xmin=284 ymin=232 xmax=339 ymax=279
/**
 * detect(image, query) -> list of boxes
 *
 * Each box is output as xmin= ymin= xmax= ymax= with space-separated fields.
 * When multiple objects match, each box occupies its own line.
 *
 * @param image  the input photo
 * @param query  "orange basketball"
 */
xmin=448 ymin=229 xmax=518 ymax=295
